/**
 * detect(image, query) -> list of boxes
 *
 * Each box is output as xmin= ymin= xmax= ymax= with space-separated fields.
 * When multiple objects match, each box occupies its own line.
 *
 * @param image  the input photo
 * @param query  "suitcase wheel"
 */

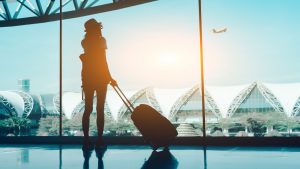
xmin=151 ymin=144 xmax=159 ymax=151
xmin=149 ymin=141 xmax=159 ymax=151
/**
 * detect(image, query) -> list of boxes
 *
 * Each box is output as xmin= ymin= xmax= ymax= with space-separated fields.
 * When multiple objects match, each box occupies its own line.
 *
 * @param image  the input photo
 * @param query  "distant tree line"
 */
xmin=207 ymin=112 xmax=300 ymax=137
xmin=37 ymin=114 xmax=136 ymax=136
xmin=0 ymin=117 xmax=31 ymax=136
xmin=1 ymin=111 xmax=300 ymax=137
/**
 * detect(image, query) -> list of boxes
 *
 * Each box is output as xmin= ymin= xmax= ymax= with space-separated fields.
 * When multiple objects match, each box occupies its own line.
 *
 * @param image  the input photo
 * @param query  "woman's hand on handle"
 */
xmin=110 ymin=78 xmax=117 ymax=87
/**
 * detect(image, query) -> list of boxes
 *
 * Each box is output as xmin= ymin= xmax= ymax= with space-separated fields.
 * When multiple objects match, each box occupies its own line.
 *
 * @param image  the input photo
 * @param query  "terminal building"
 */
xmin=1 ymin=82 xmax=300 ymax=135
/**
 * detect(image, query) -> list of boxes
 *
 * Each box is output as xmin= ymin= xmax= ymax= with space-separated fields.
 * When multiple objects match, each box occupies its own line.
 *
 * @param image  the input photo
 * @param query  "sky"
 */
xmin=0 ymin=0 xmax=300 ymax=94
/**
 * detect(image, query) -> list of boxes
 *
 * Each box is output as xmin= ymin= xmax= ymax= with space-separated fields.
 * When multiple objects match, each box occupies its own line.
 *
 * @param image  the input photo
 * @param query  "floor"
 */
xmin=0 ymin=145 xmax=300 ymax=169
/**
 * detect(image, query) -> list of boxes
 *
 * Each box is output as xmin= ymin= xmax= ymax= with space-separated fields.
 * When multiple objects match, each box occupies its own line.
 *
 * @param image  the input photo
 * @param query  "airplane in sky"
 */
xmin=212 ymin=28 xmax=227 ymax=34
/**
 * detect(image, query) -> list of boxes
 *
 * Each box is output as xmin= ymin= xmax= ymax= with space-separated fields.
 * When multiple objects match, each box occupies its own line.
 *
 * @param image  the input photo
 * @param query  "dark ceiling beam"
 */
xmin=51 ymin=0 xmax=73 ymax=15
xmin=0 ymin=13 xmax=6 ymax=20
xmin=16 ymin=0 xmax=40 ymax=16
xmin=36 ymin=0 xmax=44 ymax=15
xmin=13 ymin=0 xmax=26 ymax=19
xmin=80 ymin=0 xmax=89 ymax=9
xmin=0 ymin=0 xmax=157 ymax=27
xmin=2 ymin=0 xmax=11 ymax=20
xmin=86 ymin=0 xmax=100 ymax=8
xmin=73 ymin=0 xmax=79 ymax=10
xmin=45 ymin=0 xmax=55 ymax=15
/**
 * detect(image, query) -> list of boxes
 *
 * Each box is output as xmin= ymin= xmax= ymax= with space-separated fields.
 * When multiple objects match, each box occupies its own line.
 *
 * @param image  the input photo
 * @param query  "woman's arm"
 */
xmin=102 ymin=37 xmax=117 ymax=86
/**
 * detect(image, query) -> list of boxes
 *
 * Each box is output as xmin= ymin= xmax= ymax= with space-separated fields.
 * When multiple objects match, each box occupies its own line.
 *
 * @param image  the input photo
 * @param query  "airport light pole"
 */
xmin=198 ymin=0 xmax=206 ymax=139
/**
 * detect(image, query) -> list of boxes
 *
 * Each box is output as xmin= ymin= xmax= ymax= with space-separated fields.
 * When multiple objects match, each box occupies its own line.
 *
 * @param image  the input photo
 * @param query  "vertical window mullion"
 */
xmin=59 ymin=0 xmax=63 ymax=137
xmin=198 ymin=0 xmax=206 ymax=139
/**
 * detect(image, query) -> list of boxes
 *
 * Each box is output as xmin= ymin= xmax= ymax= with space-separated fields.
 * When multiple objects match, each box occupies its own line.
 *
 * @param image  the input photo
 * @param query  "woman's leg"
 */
xmin=96 ymin=84 xmax=107 ymax=143
xmin=82 ymin=87 xmax=94 ymax=141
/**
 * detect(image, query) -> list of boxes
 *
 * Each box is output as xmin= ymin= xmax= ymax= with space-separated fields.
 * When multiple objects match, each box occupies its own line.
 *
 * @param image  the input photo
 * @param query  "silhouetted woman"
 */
xmin=80 ymin=19 xmax=116 ymax=150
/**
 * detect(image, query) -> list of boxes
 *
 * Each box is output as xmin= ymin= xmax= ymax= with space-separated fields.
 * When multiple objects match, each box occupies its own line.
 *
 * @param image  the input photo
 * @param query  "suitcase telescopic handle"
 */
xmin=111 ymin=84 xmax=135 ymax=113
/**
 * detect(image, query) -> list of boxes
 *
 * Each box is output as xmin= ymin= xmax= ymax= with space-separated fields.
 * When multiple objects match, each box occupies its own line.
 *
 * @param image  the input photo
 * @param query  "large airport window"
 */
xmin=0 ymin=21 xmax=59 ymax=136
xmin=203 ymin=0 xmax=300 ymax=137
xmin=1 ymin=0 xmax=299 ymax=141
xmin=61 ymin=0 xmax=201 ymax=137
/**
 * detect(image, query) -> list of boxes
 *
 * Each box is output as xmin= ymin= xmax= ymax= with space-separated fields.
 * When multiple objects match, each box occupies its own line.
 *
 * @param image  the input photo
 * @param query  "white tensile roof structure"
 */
xmin=264 ymin=83 xmax=300 ymax=116
xmin=55 ymin=82 xmax=300 ymax=120
xmin=57 ymin=88 xmax=191 ymax=120
xmin=2 ymin=82 xmax=300 ymax=120
xmin=0 ymin=91 xmax=34 ymax=118
xmin=153 ymin=88 xmax=189 ymax=117
xmin=206 ymin=84 xmax=249 ymax=118
xmin=106 ymin=88 xmax=137 ymax=120
xmin=61 ymin=92 xmax=82 ymax=119
xmin=0 ymin=91 xmax=24 ymax=117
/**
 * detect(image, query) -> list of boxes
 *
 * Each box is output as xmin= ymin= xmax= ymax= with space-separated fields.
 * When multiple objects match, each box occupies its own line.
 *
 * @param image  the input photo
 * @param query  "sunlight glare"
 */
xmin=157 ymin=52 xmax=179 ymax=67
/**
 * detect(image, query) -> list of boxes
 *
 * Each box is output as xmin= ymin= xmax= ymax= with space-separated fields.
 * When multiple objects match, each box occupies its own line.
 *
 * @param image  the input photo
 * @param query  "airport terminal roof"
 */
xmin=1 ymin=82 xmax=300 ymax=120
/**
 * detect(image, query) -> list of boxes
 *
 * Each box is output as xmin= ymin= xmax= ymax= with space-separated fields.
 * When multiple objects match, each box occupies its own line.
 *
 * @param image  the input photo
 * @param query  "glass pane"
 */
xmin=0 ymin=22 xmax=59 ymax=136
xmin=203 ymin=0 xmax=300 ymax=137
xmin=62 ymin=0 xmax=201 ymax=137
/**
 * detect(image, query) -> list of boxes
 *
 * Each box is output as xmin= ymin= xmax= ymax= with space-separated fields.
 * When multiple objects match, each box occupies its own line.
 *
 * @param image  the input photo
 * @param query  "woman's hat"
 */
xmin=84 ymin=18 xmax=103 ymax=32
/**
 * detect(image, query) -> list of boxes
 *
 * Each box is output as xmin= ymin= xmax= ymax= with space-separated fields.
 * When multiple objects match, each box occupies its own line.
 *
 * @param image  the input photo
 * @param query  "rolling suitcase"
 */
xmin=112 ymin=84 xmax=178 ymax=150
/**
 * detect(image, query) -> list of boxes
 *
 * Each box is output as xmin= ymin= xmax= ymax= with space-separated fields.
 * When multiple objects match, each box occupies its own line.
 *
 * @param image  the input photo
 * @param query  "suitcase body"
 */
xmin=131 ymin=104 xmax=178 ymax=149
xmin=112 ymin=85 xmax=178 ymax=149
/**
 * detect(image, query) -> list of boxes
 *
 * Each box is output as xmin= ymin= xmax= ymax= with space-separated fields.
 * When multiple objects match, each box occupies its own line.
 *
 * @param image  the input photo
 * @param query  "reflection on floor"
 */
xmin=0 ymin=145 xmax=300 ymax=169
